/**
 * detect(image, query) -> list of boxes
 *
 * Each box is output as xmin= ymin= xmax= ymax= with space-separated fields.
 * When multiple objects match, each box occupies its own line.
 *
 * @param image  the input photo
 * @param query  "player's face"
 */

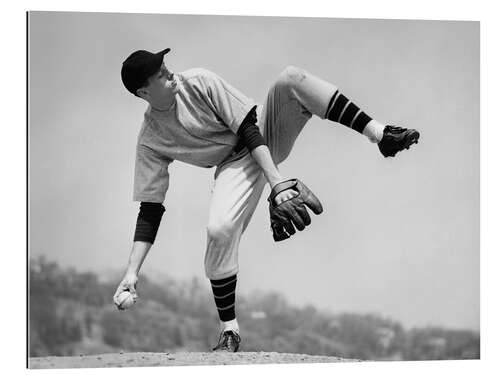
xmin=143 ymin=63 xmax=179 ymax=104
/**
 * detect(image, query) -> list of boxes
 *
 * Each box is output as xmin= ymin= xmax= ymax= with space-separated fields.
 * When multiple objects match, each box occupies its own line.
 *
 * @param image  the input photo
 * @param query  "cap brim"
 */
xmin=157 ymin=48 xmax=171 ymax=56
xmin=147 ymin=48 xmax=171 ymax=78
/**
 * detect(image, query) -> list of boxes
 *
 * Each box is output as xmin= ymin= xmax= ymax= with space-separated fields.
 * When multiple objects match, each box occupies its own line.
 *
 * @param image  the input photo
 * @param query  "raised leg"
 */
xmin=260 ymin=65 xmax=419 ymax=159
xmin=259 ymin=65 xmax=338 ymax=164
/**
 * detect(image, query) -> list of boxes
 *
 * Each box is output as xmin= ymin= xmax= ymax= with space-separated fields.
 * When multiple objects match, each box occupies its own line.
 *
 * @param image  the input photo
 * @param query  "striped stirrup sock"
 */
xmin=210 ymin=274 xmax=237 ymax=322
xmin=325 ymin=90 xmax=373 ymax=134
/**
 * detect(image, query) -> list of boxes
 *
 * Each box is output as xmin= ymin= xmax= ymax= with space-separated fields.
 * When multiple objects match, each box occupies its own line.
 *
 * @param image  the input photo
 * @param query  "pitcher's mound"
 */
xmin=29 ymin=351 xmax=359 ymax=369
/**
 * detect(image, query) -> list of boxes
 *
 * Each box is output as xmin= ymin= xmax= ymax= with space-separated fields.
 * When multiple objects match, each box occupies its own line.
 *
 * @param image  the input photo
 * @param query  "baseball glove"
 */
xmin=268 ymin=179 xmax=323 ymax=241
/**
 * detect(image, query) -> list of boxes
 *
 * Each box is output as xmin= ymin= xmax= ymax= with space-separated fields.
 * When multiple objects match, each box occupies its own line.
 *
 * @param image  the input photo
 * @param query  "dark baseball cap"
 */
xmin=121 ymin=48 xmax=171 ymax=95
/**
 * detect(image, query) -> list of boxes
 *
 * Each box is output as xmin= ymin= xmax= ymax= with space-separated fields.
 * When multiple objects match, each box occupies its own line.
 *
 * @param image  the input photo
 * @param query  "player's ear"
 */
xmin=136 ymin=87 xmax=149 ymax=100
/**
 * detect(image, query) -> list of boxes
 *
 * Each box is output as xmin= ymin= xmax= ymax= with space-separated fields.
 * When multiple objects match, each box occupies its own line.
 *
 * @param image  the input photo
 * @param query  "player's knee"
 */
xmin=276 ymin=65 xmax=306 ymax=89
xmin=206 ymin=218 xmax=235 ymax=243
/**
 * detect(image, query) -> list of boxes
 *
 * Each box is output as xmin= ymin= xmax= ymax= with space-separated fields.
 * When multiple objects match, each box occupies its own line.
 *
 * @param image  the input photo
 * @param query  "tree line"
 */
xmin=29 ymin=257 xmax=479 ymax=360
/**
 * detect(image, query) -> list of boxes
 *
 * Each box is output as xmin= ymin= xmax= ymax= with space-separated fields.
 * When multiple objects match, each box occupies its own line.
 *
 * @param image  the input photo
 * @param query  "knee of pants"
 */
xmin=204 ymin=217 xmax=241 ymax=279
xmin=206 ymin=217 xmax=238 ymax=244
xmin=275 ymin=65 xmax=307 ymax=91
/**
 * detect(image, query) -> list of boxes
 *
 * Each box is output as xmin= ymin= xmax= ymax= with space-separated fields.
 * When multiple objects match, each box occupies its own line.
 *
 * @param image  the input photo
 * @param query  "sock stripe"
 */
xmin=213 ymin=293 xmax=235 ymax=307
xmin=328 ymin=94 xmax=349 ymax=122
xmin=210 ymin=277 xmax=236 ymax=288
xmin=325 ymin=90 xmax=339 ymax=118
xmin=215 ymin=294 xmax=235 ymax=309
xmin=340 ymin=102 xmax=360 ymax=127
xmin=352 ymin=111 xmax=372 ymax=134
xmin=325 ymin=89 xmax=376 ymax=137
xmin=210 ymin=274 xmax=236 ymax=284
xmin=338 ymin=100 xmax=351 ymax=124
xmin=213 ymin=291 xmax=235 ymax=299
xmin=211 ymin=275 xmax=237 ymax=322
xmin=211 ymin=283 xmax=236 ymax=296
xmin=349 ymin=109 xmax=362 ymax=128
xmin=216 ymin=302 xmax=235 ymax=311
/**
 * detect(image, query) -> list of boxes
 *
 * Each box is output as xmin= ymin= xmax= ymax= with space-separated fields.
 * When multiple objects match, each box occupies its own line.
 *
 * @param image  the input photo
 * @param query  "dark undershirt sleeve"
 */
xmin=134 ymin=202 xmax=166 ymax=244
xmin=237 ymin=106 xmax=267 ymax=152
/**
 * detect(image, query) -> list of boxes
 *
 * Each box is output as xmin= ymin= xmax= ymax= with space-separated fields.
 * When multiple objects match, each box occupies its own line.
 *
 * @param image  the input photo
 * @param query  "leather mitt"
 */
xmin=268 ymin=179 xmax=323 ymax=241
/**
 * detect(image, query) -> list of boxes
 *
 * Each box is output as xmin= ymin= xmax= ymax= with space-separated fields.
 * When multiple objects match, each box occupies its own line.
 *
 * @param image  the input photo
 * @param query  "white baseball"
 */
xmin=117 ymin=291 xmax=135 ymax=310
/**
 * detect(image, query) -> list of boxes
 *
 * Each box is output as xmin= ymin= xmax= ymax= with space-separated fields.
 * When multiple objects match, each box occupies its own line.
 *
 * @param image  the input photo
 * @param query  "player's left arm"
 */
xmin=238 ymin=111 xmax=323 ymax=243
xmin=250 ymin=146 xmax=298 ymax=204
xmin=237 ymin=110 xmax=297 ymax=204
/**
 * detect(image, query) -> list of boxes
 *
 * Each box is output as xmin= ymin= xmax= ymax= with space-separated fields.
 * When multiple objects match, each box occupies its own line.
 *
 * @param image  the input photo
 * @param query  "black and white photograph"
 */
xmin=27 ymin=9 xmax=480 ymax=370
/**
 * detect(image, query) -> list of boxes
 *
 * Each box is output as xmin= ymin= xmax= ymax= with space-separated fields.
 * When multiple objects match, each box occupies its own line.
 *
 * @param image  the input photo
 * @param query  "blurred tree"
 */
xmin=28 ymin=256 xmax=480 ymax=360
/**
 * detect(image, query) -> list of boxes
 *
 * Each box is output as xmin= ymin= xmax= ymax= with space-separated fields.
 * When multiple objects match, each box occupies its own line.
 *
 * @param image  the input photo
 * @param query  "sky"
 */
xmin=28 ymin=12 xmax=479 ymax=330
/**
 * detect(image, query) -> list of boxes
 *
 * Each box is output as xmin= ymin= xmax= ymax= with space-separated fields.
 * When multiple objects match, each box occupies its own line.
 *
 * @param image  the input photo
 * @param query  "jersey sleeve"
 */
xmin=201 ymin=70 xmax=257 ymax=134
xmin=133 ymin=145 xmax=173 ymax=203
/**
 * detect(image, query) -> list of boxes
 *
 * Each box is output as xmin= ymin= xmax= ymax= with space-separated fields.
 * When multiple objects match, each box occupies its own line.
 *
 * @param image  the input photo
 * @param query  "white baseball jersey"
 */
xmin=133 ymin=68 xmax=257 ymax=203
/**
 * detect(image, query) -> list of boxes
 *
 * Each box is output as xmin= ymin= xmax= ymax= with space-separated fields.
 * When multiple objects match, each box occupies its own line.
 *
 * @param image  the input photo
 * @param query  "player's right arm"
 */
xmin=127 ymin=201 xmax=166 ymax=275
xmin=114 ymin=143 xmax=172 ymax=307
xmin=113 ymin=242 xmax=149 ymax=304
xmin=113 ymin=202 xmax=165 ymax=306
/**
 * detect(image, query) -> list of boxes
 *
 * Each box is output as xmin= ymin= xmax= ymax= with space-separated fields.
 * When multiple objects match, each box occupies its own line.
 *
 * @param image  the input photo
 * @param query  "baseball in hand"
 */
xmin=116 ymin=291 xmax=135 ymax=310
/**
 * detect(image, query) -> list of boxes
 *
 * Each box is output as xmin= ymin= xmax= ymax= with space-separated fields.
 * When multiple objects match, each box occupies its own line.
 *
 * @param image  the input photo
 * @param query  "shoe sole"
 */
xmin=384 ymin=130 xmax=420 ymax=157
xmin=403 ymin=130 xmax=420 ymax=150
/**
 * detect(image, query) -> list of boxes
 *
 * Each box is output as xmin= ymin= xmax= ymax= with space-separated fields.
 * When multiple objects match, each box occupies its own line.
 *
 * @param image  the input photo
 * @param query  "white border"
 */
xmin=3 ymin=0 xmax=498 ymax=374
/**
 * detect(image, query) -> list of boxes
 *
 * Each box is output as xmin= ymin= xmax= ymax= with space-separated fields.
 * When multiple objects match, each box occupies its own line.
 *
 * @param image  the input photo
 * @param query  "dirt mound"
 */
xmin=29 ymin=351 xmax=358 ymax=369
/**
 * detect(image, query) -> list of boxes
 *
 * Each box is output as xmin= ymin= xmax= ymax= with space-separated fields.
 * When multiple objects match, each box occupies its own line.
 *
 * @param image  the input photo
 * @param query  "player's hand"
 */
xmin=273 ymin=187 xmax=299 ymax=205
xmin=113 ymin=273 xmax=139 ymax=306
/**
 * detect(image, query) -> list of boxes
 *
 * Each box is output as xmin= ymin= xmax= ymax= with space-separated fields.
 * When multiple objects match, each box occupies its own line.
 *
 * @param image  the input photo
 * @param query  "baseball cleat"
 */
xmin=212 ymin=330 xmax=241 ymax=352
xmin=378 ymin=125 xmax=420 ymax=158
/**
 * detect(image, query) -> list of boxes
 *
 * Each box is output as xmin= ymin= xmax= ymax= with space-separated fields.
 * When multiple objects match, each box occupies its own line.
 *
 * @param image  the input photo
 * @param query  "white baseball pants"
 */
xmin=204 ymin=66 xmax=338 ymax=280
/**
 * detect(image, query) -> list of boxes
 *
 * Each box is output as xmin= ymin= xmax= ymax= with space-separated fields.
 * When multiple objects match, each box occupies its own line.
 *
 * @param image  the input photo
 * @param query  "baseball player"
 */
xmin=113 ymin=48 xmax=420 ymax=352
